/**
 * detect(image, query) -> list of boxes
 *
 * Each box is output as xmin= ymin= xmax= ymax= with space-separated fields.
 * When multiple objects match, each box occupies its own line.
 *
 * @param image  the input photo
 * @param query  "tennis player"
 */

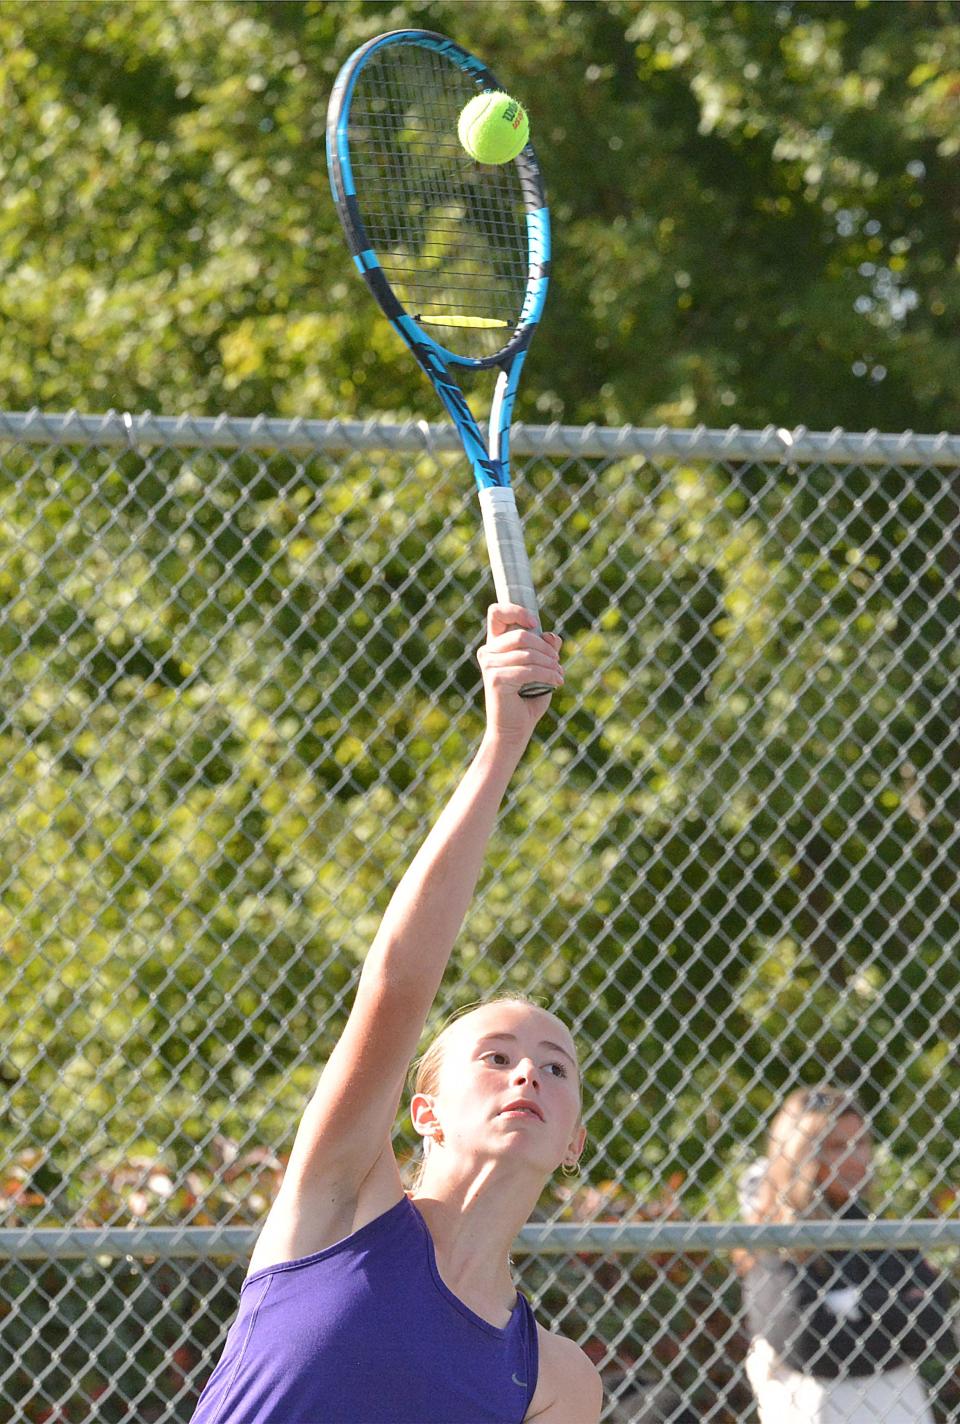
xmin=190 ymin=603 xmax=603 ymax=1424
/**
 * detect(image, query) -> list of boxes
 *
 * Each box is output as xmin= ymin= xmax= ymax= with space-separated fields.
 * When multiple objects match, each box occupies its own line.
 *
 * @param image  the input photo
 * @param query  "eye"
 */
xmin=481 ymin=1051 xmax=510 ymax=1067
xmin=546 ymin=1061 xmax=568 ymax=1078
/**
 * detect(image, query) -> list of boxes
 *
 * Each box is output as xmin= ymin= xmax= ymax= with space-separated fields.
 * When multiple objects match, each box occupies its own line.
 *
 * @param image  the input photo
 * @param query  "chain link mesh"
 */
xmin=0 ymin=412 xmax=958 ymax=1422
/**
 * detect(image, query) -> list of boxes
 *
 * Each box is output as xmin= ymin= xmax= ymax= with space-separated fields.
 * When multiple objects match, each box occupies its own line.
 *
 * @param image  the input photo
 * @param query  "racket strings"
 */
xmin=348 ymin=45 xmax=530 ymax=358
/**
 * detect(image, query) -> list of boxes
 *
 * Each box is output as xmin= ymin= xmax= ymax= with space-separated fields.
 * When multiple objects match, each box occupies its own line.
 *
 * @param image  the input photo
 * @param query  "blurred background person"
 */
xmin=735 ymin=1087 xmax=954 ymax=1424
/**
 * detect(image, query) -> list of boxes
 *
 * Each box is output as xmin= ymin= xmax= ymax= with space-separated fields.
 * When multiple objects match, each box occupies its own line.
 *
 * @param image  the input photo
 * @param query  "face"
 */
xmin=412 ymin=1002 xmax=585 ymax=1180
xmin=809 ymin=1112 xmax=873 ymax=1205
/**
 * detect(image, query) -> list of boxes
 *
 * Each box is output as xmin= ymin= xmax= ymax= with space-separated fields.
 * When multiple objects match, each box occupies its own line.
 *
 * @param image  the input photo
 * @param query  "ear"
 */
xmin=564 ymin=1121 xmax=587 ymax=1167
xmin=410 ymin=1092 xmax=442 ymax=1144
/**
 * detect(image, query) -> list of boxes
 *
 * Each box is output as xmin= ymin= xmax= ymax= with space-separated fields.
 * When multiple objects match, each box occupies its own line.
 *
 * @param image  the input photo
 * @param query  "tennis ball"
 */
xmin=458 ymin=91 xmax=529 ymax=164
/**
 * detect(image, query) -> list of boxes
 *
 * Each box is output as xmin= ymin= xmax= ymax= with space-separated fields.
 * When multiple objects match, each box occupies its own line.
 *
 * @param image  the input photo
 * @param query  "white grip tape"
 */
xmin=478 ymin=485 xmax=541 ymax=628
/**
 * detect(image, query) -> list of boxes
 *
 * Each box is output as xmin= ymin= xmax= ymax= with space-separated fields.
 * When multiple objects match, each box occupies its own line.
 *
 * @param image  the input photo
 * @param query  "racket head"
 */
xmin=326 ymin=29 xmax=550 ymax=371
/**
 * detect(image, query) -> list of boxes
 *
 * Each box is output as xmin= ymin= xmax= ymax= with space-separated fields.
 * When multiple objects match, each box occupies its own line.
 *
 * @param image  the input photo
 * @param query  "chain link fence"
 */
xmin=0 ymin=410 xmax=958 ymax=1422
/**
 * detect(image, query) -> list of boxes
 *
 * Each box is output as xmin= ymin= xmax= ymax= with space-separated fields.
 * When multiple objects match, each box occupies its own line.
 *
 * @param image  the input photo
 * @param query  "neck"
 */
xmin=412 ymin=1161 xmax=543 ymax=1314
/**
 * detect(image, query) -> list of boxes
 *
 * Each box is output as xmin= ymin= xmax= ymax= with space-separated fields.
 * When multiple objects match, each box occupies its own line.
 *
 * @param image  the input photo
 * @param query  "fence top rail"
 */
xmin=1 ymin=409 xmax=958 ymax=467
xmin=3 ymin=1220 xmax=959 ymax=1261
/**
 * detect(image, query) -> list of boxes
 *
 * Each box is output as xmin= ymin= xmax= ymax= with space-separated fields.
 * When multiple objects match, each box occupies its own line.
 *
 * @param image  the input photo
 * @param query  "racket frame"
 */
xmin=327 ymin=29 xmax=554 ymax=697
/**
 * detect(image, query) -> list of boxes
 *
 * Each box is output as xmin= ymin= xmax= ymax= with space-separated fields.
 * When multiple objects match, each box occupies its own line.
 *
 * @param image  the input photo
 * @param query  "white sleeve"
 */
xmin=738 ymin=1156 xmax=769 ymax=1218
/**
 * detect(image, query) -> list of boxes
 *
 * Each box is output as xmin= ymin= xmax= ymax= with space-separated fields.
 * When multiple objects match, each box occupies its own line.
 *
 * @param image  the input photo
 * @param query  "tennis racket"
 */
xmin=326 ymin=28 xmax=553 ymax=698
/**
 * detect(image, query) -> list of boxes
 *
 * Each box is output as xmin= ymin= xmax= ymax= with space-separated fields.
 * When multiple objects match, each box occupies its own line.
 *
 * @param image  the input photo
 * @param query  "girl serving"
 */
xmin=191 ymin=605 xmax=602 ymax=1424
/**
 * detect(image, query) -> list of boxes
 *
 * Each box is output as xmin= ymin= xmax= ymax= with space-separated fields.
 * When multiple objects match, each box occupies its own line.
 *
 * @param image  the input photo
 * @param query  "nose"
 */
xmin=511 ymin=1058 xmax=540 ymax=1090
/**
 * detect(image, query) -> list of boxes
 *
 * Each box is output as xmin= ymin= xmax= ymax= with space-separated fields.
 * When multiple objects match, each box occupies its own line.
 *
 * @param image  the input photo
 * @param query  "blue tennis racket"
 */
xmin=326 ymin=28 xmax=552 ymax=698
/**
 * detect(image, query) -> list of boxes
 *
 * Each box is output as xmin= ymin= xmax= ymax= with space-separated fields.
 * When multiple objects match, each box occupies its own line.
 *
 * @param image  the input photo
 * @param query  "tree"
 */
xmin=1 ymin=1 xmax=958 ymax=430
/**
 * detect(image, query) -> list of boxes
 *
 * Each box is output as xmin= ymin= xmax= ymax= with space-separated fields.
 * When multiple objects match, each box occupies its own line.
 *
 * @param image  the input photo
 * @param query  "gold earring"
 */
xmin=560 ymin=1159 xmax=581 ymax=1178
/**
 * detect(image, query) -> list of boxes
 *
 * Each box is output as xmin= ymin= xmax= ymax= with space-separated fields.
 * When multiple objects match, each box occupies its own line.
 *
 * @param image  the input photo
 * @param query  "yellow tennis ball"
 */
xmin=458 ymin=91 xmax=529 ymax=164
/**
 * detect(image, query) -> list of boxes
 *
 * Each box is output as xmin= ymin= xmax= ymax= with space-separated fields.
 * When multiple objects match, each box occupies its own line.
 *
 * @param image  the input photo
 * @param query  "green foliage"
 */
xmin=1 ymin=0 xmax=958 ymax=428
xmin=1 ymin=433 xmax=957 ymax=1223
xmin=1 ymin=9 xmax=959 ymax=1412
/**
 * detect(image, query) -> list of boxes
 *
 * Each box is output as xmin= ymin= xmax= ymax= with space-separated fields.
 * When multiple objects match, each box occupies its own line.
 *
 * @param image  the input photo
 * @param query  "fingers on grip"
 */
xmin=482 ymin=603 xmax=562 ymax=701
xmin=487 ymin=602 xmax=537 ymax=638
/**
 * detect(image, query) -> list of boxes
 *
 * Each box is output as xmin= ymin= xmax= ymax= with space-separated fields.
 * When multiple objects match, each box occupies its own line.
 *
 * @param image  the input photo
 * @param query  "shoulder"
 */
xmin=527 ymin=1326 xmax=602 ymax=1423
xmin=875 ymin=1248 xmax=937 ymax=1282
xmin=247 ymin=1155 xmax=404 ymax=1275
xmin=743 ymin=1252 xmax=795 ymax=1287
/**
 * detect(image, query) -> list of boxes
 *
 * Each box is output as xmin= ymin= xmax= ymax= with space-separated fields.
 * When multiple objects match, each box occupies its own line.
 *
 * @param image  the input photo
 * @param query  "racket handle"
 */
xmin=478 ymin=486 xmax=554 ymax=700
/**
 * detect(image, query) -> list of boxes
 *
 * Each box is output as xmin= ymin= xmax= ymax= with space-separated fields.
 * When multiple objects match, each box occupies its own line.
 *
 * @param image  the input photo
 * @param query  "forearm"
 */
xmin=361 ymin=731 xmax=527 ymax=1000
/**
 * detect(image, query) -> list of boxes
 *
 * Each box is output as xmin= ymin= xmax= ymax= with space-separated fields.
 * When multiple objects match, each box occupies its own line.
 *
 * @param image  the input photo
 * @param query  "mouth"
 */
xmin=499 ymin=1101 xmax=544 ymax=1122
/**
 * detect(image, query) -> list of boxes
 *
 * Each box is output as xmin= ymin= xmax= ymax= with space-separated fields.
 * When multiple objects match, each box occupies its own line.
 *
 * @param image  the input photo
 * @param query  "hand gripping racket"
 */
xmin=326 ymin=29 xmax=553 ymax=698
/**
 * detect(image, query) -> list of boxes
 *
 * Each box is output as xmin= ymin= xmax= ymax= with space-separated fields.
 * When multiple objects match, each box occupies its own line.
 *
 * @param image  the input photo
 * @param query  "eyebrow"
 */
xmin=476 ymin=1031 xmax=578 ymax=1068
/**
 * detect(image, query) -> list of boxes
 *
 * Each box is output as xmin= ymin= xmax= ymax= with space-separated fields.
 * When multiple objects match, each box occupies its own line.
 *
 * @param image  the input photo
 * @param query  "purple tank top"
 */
xmin=189 ymin=1196 xmax=539 ymax=1424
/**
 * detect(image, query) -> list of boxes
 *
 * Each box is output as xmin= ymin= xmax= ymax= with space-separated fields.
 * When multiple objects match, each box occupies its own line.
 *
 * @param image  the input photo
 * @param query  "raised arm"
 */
xmin=249 ymin=604 xmax=563 ymax=1270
